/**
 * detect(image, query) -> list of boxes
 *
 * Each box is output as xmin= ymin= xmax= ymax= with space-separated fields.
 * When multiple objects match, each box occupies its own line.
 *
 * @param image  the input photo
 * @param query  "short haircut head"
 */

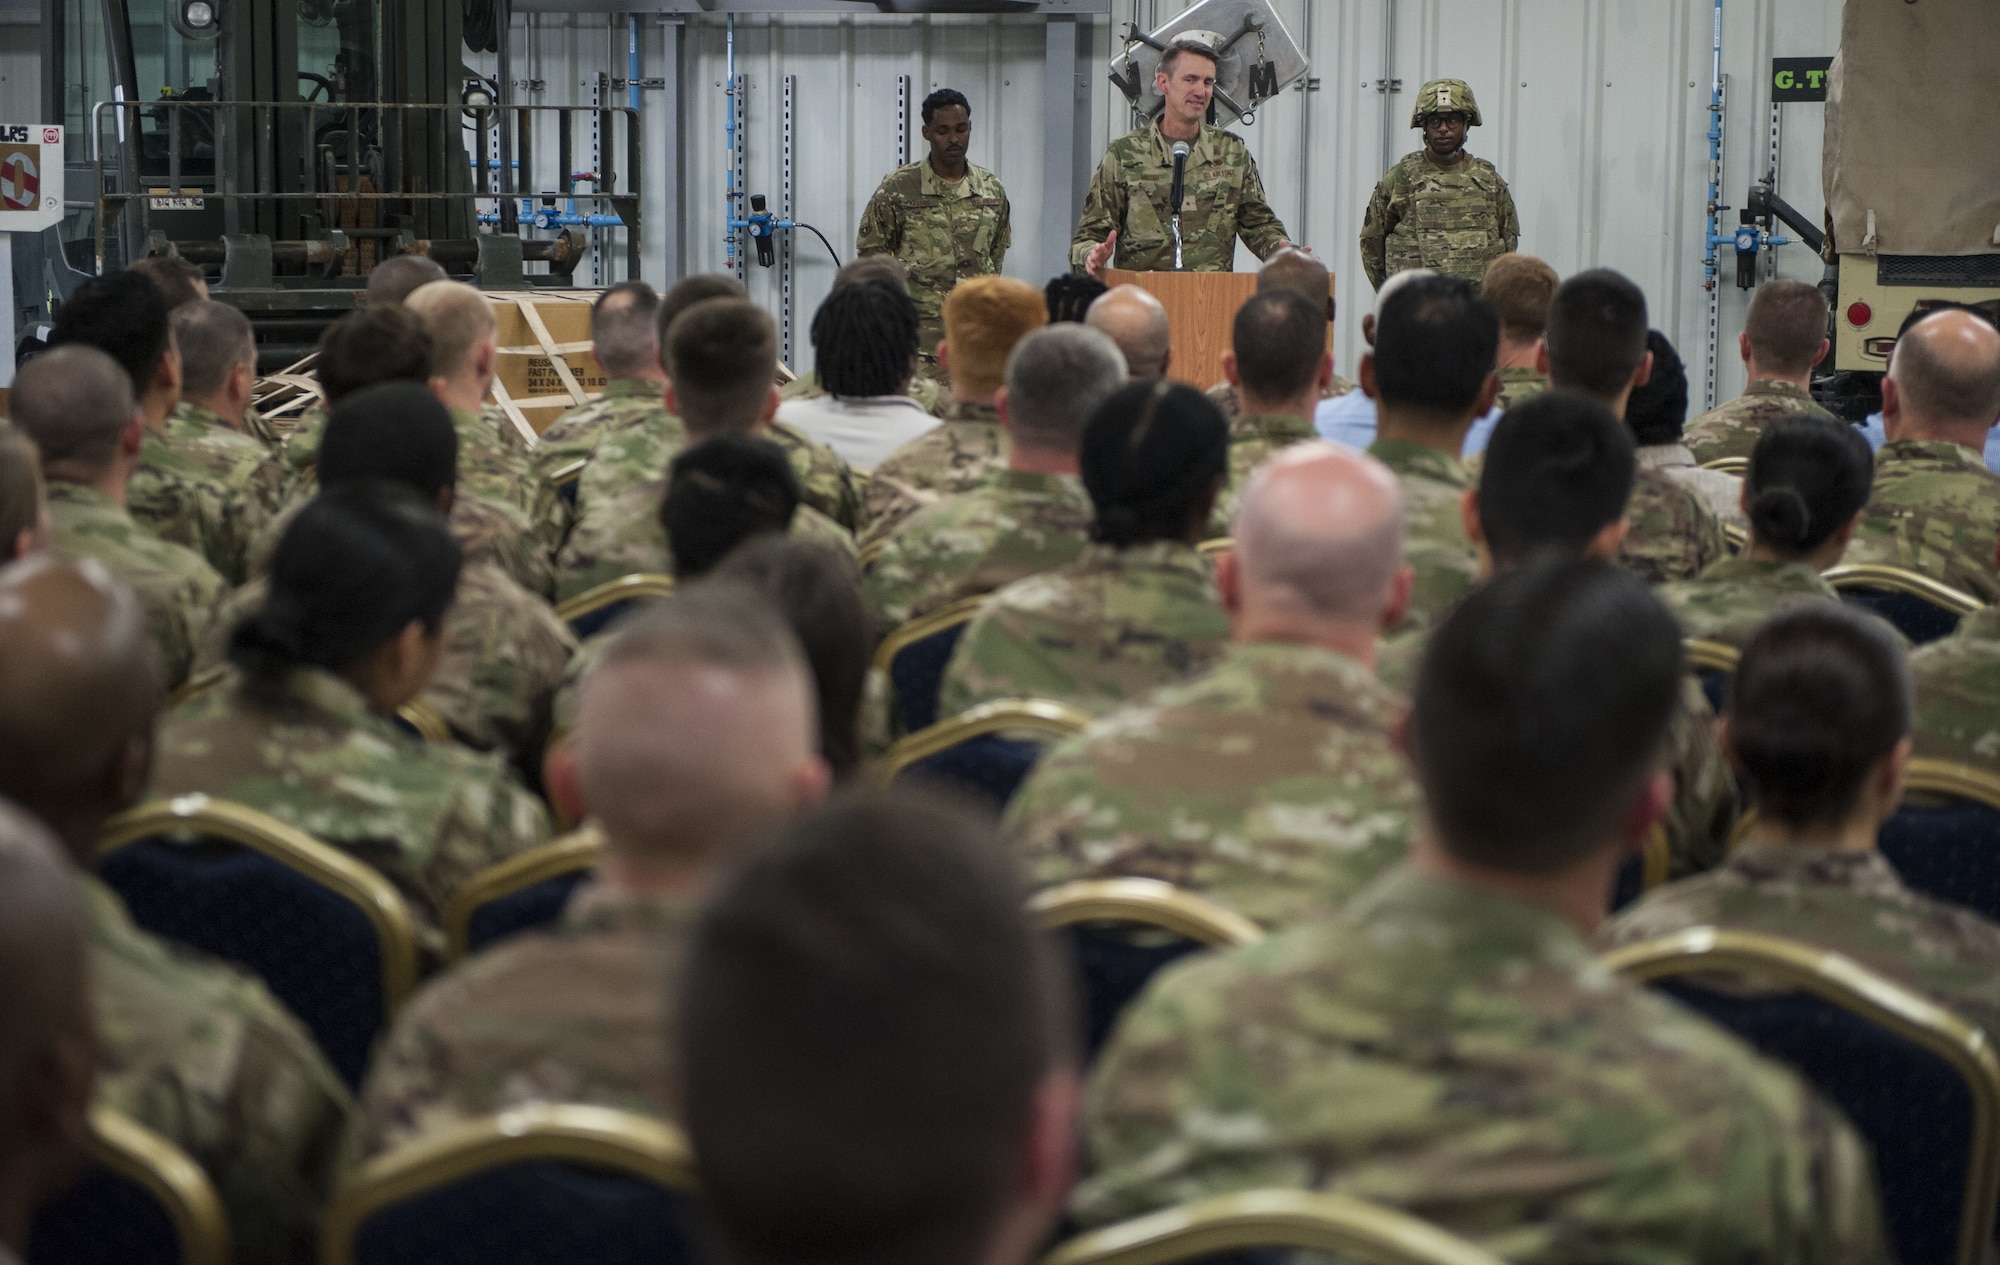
xmin=1370 ymin=274 xmax=1498 ymax=415
xmin=318 ymin=382 xmax=459 ymax=501
xmin=1477 ymin=391 xmax=1635 ymax=568
xmin=10 ymin=346 xmax=136 ymax=472
xmin=1624 ymin=330 xmax=1689 ymax=447
xmin=1480 ymin=253 xmax=1560 ymax=342
xmin=316 ymin=305 xmax=434 ymax=403
xmin=662 ymin=434 xmax=801 ymax=579
xmin=1257 ymin=248 xmax=1332 ymax=311
xmin=128 ymin=255 xmax=206 ymax=311
xmin=1003 ymin=324 xmax=1128 ymax=448
xmin=1232 ymin=288 xmax=1328 ymax=401
xmin=1080 ymin=381 xmax=1229 ymax=547
xmin=1745 ymin=416 xmax=1874 ymax=557
xmin=402 ymin=280 xmax=496 ymax=377
xmin=1045 ymin=273 xmax=1109 ymax=325
xmin=170 ymin=301 xmax=257 ymax=399
xmin=658 ymin=274 xmax=750 ymax=352
xmin=590 ymin=281 xmax=662 ymax=377
xmin=48 ymin=270 xmax=173 ymax=397
xmin=1414 ymin=558 xmax=1682 ymax=871
xmin=835 ymin=256 xmax=909 ymax=294
xmin=1545 ymin=269 xmax=1649 ymax=399
xmin=942 ymin=276 xmax=1048 ymax=397
xmin=1743 ymin=280 xmax=1830 ymax=376
xmin=921 ymin=88 xmax=970 ymax=123
xmin=1729 ymin=606 xmax=1910 ymax=830
xmin=667 ymin=299 xmax=779 ymax=434
xmin=0 ymin=426 xmax=43 ymax=558
xmin=365 ymin=254 xmax=448 ymax=306
xmin=712 ymin=536 xmax=872 ymax=781
xmin=1235 ymin=443 xmax=1407 ymax=621
xmin=1158 ymin=39 xmax=1218 ymax=78
xmin=577 ymin=583 xmax=816 ymax=855
xmin=1889 ymin=309 xmax=2000 ymax=428
xmin=681 ymin=789 xmax=1069 ymax=1265
xmin=1083 ymin=285 xmax=1170 ymax=379
xmin=812 ymin=282 xmax=917 ymax=399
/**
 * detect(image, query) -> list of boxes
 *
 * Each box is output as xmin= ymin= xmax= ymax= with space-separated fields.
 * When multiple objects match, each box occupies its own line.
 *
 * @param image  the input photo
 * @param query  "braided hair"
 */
xmin=811 ymin=283 xmax=917 ymax=399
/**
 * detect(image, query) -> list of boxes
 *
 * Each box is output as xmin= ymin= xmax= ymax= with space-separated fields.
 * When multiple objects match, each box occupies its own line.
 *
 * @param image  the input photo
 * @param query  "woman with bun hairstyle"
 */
xmin=1656 ymin=415 xmax=1874 ymax=649
xmin=150 ymin=482 xmax=551 ymax=945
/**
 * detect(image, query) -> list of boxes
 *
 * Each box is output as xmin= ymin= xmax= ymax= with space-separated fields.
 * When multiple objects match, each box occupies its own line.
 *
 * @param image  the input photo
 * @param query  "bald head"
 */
xmin=1886 ymin=309 xmax=2000 ymax=445
xmin=1232 ymin=443 xmax=1407 ymax=627
xmin=574 ymin=585 xmax=824 ymax=868
xmin=404 ymin=280 xmax=497 ymax=379
xmin=1258 ymin=247 xmax=1332 ymax=312
xmin=366 ymin=254 xmax=449 ymax=306
xmin=11 ymin=346 xmax=137 ymax=479
xmin=0 ymin=556 xmax=160 ymax=862
xmin=1085 ymin=286 xmax=1171 ymax=381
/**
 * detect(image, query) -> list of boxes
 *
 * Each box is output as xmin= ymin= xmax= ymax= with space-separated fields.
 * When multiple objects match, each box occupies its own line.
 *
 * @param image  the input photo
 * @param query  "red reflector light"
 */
xmin=1847 ymin=301 xmax=1873 ymax=327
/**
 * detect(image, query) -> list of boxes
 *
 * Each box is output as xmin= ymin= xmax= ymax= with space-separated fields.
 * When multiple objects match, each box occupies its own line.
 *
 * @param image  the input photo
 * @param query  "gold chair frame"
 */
xmin=1822 ymin=564 xmax=1984 ymax=617
xmin=98 ymin=795 xmax=421 ymax=1015
xmin=871 ymin=594 xmax=990 ymax=678
xmin=548 ymin=458 xmax=587 ymax=490
xmin=1602 ymin=927 xmax=2000 ymax=1265
xmin=1700 ymin=456 xmax=1749 ymax=475
xmin=1041 ymin=1188 xmax=1505 ymax=1265
xmin=1721 ymin=522 xmax=1748 ymax=553
xmin=321 ymin=1104 xmax=698 ymax=1265
xmin=86 ymin=1105 xmax=232 ymax=1265
xmin=1196 ymin=537 xmax=1233 ymax=559
xmin=1029 ymin=878 xmax=1265 ymax=949
xmin=857 ymin=536 xmax=889 ymax=573
xmin=879 ymin=698 xmax=1096 ymax=782
xmin=551 ymin=573 xmax=677 ymax=631
xmin=1903 ymin=758 xmax=2000 ymax=812
xmin=394 ymin=698 xmax=454 ymax=744
xmin=166 ymin=664 xmax=228 ymax=710
xmin=442 ymin=825 xmax=605 ymax=962
xmin=1683 ymin=637 xmax=1741 ymax=677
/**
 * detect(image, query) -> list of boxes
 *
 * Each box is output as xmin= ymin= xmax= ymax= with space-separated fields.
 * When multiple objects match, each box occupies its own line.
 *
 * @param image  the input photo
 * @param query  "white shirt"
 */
xmin=775 ymin=394 xmax=937 ymax=471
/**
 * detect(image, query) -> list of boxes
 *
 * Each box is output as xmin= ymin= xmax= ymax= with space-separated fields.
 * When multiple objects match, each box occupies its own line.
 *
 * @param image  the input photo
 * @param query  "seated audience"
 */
xmin=865 ymin=324 xmax=1124 ymax=634
xmin=1542 ymin=269 xmax=1727 ymax=583
xmin=1084 ymin=284 xmax=1171 ymax=382
xmin=663 ymin=434 xmax=802 ymax=578
xmin=0 ymin=423 xmax=50 ymax=561
xmin=353 ymin=586 xmax=829 ymax=1162
xmin=165 ymin=300 xmax=288 ymax=581
xmin=940 ymin=381 xmax=1231 ymax=719
xmin=1606 ymin=604 xmax=2000 ymax=1041
xmin=528 ymin=280 xmax=672 ymax=483
xmin=776 ymin=280 xmax=935 ymax=470
xmin=1458 ymin=251 xmax=1560 ymax=457
xmin=1046 ymin=271 xmax=1109 ymax=324
xmin=1658 ymin=416 xmax=1873 ymax=649
xmin=1207 ymin=249 xmax=1355 ymax=419
xmin=1842 ymin=308 xmax=2000 ymax=599
xmin=1313 ymin=267 xmax=1432 ymax=451
xmin=557 ymin=299 xmax=853 ymax=600
xmin=364 ymin=253 xmax=447 ymax=305
xmin=1908 ymin=529 xmax=2000 ymax=776
xmin=129 ymin=253 xmax=207 ymax=308
xmin=0 ymin=555 xmax=348 ymax=1263
xmin=1077 ymin=558 xmax=1888 ymax=1263
xmin=11 ymin=345 xmax=223 ymax=689
xmin=1209 ymin=289 xmax=1331 ymax=535
xmin=1007 ymin=441 xmax=1420 ymax=928
xmin=1627 ymin=329 xmax=1745 ymax=529
xmin=681 ymin=791 xmax=1077 ymax=1265
xmin=1683 ymin=279 xmax=1837 ymax=464
xmin=151 ymin=484 xmax=551 ymax=943
xmin=0 ymin=802 xmax=95 ymax=1262
xmin=783 ymin=256 xmax=945 ymax=417
xmin=860 ymin=275 xmax=1048 ymax=542
xmin=1855 ymin=305 xmax=2000 ymax=472
xmin=1361 ymin=274 xmax=1497 ymax=628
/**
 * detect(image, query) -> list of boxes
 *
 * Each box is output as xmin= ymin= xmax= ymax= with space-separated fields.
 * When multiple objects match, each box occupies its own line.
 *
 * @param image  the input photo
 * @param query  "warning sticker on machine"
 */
xmin=148 ymin=192 xmax=207 ymax=210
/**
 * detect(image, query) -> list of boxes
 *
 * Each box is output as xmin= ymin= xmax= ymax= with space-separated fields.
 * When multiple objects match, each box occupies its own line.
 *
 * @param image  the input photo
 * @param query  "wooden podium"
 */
xmin=1105 ymin=268 xmax=1258 ymax=390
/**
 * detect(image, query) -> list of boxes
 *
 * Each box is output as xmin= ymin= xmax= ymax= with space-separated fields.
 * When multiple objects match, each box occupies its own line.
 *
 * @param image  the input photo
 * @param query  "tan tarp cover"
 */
xmin=1823 ymin=0 xmax=2000 ymax=257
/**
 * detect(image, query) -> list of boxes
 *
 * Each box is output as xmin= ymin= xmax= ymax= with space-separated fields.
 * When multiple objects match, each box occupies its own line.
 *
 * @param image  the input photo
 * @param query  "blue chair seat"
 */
xmin=463 ymin=870 xmax=592 ymax=956
xmin=892 ymin=733 xmax=1045 ymax=814
xmin=1880 ymin=797 xmax=2000 ymax=924
xmin=29 ymin=1164 xmax=185 ymax=1265
xmin=1840 ymin=588 xmax=1965 ymax=646
xmin=887 ymin=622 xmax=970 ymax=735
xmin=1056 ymin=923 xmax=1208 ymax=1060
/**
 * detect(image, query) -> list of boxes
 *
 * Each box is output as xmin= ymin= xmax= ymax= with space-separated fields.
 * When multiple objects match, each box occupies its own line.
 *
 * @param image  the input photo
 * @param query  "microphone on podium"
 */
xmin=1169 ymin=141 xmax=1190 ymax=214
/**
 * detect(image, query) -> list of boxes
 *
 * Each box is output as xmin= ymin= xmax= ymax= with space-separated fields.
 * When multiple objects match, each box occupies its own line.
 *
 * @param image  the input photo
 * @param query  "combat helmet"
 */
xmin=1409 ymin=79 xmax=1481 ymax=128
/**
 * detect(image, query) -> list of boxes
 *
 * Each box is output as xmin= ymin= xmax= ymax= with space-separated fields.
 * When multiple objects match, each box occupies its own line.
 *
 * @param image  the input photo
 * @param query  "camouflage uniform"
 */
xmin=127 ymin=404 xmax=287 ymax=585
xmin=1657 ymin=556 xmax=1843 ymax=650
xmin=767 ymin=419 xmax=864 ymax=531
xmin=938 ymin=540 xmax=1231 ymax=719
xmin=349 ymin=882 xmax=693 ymax=1165
xmin=1844 ymin=440 xmax=2000 ymax=602
xmin=783 ymin=369 xmax=947 ymax=418
xmin=1604 ymin=844 xmax=2000 ymax=1042
xmin=252 ymin=484 xmax=556 ymax=601
xmin=529 ymin=377 xmax=674 ymax=489
xmin=1209 ymin=412 xmax=1317 ymax=537
xmin=202 ymin=564 xmax=575 ymax=769
xmin=863 ymin=470 xmax=1092 ymax=635
xmin=46 ymin=481 xmax=224 ymax=690
xmin=1005 ymin=641 xmax=1418 ymax=929
xmin=1494 ymin=364 xmax=1546 ymax=412
xmin=1683 ymin=379 xmax=1837 ymax=466
xmin=451 ymin=405 xmax=567 ymax=551
xmin=1070 ymin=121 xmax=1289 ymax=274
xmin=1910 ymin=607 xmax=2000 ymax=773
xmin=1359 ymin=154 xmax=1519 ymax=290
xmin=1366 ymin=439 xmax=1478 ymax=629
xmin=1079 ymin=865 xmax=1890 ymax=1265
xmin=86 ymin=875 xmax=350 ymax=1264
xmin=1205 ymin=376 xmax=1358 ymax=422
xmin=859 ymin=402 xmax=1008 ymax=547
xmin=1638 ymin=444 xmax=1747 ymax=531
xmin=150 ymin=668 xmax=552 ymax=948
xmin=855 ymin=160 xmax=1012 ymax=359
xmin=1617 ymin=466 xmax=1728 ymax=585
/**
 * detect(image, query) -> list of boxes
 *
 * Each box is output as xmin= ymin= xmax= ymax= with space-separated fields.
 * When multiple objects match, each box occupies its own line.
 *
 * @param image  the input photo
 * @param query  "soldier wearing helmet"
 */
xmin=1359 ymin=79 xmax=1520 ymax=291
